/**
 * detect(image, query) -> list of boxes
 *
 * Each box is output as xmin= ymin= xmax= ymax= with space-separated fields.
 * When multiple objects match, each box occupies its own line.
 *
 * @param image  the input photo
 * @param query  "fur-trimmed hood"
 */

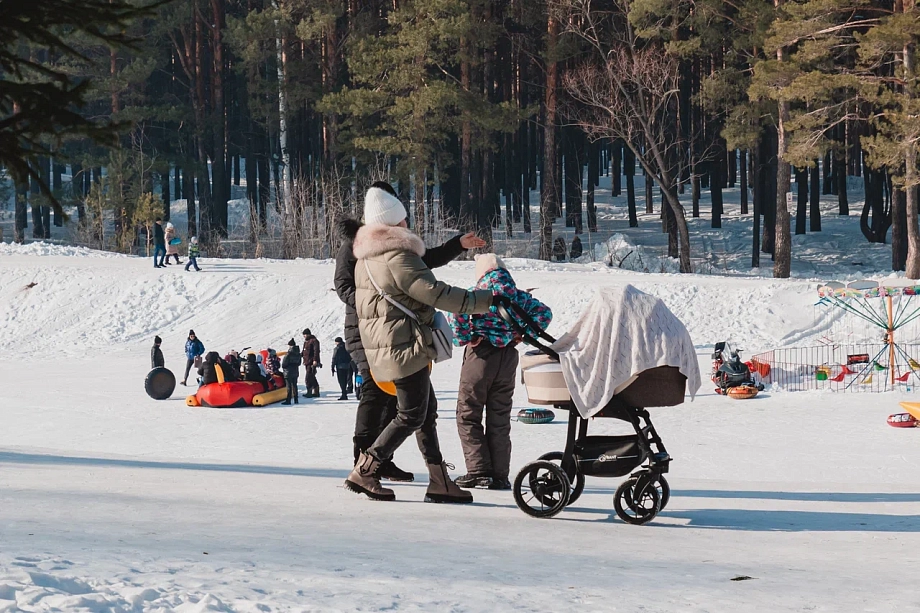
xmin=338 ymin=217 xmax=362 ymax=241
xmin=353 ymin=223 xmax=426 ymax=259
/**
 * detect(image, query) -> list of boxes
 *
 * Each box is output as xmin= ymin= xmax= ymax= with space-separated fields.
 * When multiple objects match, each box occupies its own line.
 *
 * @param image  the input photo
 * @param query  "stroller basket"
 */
xmin=575 ymin=434 xmax=646 ymax=477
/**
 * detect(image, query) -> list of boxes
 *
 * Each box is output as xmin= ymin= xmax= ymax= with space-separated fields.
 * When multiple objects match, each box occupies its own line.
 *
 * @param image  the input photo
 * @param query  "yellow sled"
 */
xmin=252 ymin=387 xmax=288 ymax=406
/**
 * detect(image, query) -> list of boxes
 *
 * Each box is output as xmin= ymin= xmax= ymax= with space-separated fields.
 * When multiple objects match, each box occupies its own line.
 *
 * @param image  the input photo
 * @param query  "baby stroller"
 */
xmin=497 ymin=291 xmax=694 ymax=524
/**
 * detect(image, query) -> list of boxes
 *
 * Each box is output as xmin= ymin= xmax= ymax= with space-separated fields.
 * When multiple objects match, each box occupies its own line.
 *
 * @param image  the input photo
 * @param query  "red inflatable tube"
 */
xmin=188 ymin=374 xmax=285 ymax=408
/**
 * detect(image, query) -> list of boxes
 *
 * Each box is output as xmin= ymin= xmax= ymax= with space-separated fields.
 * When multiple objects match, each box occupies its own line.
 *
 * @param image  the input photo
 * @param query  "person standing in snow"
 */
xmin=331 ymin=337 xmax=353 ymax=400
xmin=282 ymin=338 xmax=302 ymax=405
xmin=185 ymin=236 xmax=201 ymax=271
xmin=451 ymin=255 xmax=553 ymax=490
xmin=343 ymin=183 xmax=502 ymax=504
xmin=153 ymin=218 xmax=166 ymax=268
xmin=334 ymin=180 xmax=487 ymax=483
xmin=182 ymin=330 xmax=205 ymax=386
xmin=151 ymin=335 xmax=165 ymax=369
xmin=164 ymin=222 xmax=182 ymax=265
xmin=301 ymin=329 xmax=321 ymax=398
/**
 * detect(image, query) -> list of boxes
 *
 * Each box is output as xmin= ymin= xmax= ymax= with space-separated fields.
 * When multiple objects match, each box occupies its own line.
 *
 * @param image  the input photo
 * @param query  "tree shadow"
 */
xmin=657 ymin=508 xmax=920 ymax=532
xmin=0 ymin=451 xmax=351 ymax=480
xmin=674 ymin=489 xmax=920 ymax=503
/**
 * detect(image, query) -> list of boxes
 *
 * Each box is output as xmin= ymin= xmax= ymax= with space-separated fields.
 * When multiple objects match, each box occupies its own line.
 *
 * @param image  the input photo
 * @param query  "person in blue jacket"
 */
xmin=182 ymin=329 xmax=205 ymax=386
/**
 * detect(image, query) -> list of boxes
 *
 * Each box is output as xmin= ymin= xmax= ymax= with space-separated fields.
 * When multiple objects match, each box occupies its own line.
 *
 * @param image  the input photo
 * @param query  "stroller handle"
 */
xmin=495 ymin=302 xmax=559 ymax=360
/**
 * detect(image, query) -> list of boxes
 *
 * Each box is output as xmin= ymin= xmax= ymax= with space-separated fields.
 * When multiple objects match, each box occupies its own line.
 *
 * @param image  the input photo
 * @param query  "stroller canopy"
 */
xmin=551 ymin=285 xmax=701 ymax=418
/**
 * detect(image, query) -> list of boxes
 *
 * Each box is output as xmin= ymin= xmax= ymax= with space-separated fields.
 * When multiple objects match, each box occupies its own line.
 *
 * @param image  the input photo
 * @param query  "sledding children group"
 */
xmin=155 ymin=330 xmax=355 ymax=403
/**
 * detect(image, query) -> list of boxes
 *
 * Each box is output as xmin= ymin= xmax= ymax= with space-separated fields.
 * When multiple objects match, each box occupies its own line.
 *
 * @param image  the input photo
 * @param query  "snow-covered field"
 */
xmin=2 ymin=243 xmax=919 ymax=612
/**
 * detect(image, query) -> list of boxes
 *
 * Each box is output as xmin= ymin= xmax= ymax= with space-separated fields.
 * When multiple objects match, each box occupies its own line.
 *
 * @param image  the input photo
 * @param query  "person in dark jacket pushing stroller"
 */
xmin=282 ymin=339 xmax=302 ymax=405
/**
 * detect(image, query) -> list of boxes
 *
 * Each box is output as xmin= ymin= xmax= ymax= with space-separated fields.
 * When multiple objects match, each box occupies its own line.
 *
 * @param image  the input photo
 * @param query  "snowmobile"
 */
xmin=711 ymin=342 xmax=764 ymax=396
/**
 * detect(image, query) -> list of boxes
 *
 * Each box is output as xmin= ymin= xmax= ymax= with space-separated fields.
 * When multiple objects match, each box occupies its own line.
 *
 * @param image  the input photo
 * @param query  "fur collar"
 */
xmin=338 ymin=218 xmax=362 ymax=241
xmin=353 ymin=223 xmax=426 ymax=259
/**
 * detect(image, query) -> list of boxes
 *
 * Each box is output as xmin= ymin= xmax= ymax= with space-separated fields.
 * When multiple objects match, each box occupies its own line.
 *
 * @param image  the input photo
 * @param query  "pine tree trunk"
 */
xmin=761 ymin=126 xmax=777 ymax=256
xmin=539 ymin=15 xmax=559 ymax=260
xmin=739 ymin=150 xmax=748 ymax=215
xmin=893 ymin=187 xmax=907 ymax=271
xmin=728 ymin=149 xmax=737 ymax=187
xmin=14 ymin=180 xmax=27 ymax=243
xmin=185 ymin=165 xmax=197 ymax=238
xmin=774 ymin=81 xmax=792 ymax=278
xmin=823 ymin=152 xmax=833 ymax=195
xmin=211 ymin=0 xmax=228 ymax=237
xmin=645 ymin=170 xmax=654 ymax=214
xmin=162 ymin=170 xmax=171 ymax=220
xmin=711 ymin=139 xmax=723 ymax=229
xmin=611 ymin=141 xmax=621 ymax=196
xmin=587 ymin=140 xmax=598 ymax=232
xmin=795 ymin=167 xmax=807 ymax=235
xmin=810 ymin=162 xmax=821 ymax=231
xmin=624 ymin=147 xmax=638 ymax=227
xmin=751 ymin=140 xmax=761 ymax=267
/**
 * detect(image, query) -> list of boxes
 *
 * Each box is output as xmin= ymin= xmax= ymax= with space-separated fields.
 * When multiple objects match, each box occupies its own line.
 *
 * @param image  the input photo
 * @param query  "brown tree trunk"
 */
xmin=540 ymin=15 xmax=559 ymax=260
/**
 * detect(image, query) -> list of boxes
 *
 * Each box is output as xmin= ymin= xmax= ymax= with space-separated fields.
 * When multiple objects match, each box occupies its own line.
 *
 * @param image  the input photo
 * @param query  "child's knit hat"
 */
xmin=474 ymin=253 xmax=506 ymax=279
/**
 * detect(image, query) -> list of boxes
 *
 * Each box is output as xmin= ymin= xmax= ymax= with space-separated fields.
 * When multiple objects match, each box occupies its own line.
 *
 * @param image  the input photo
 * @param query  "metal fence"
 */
xmin=750 ymin=344 xmax=920 ymax=393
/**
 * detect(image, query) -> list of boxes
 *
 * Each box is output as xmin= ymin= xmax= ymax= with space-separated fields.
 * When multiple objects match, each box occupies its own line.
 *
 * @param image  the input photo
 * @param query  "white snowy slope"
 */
xmin=1 ymin=246 xmax=919 ymax=613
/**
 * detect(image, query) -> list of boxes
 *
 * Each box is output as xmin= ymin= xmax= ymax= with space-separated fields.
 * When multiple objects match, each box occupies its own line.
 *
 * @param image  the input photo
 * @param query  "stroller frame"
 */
xmin=498 ymin=303 xmax=676 ymax=523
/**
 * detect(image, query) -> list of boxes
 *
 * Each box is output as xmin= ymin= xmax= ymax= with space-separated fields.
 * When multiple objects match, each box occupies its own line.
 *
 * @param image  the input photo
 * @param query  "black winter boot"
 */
xmin=425 ymin=462 xmax=473 ymax=504
xmin=379 ymin=460 xmax=415 ymax=482
xmin=456 ymin=474 xmax=493 ymax=489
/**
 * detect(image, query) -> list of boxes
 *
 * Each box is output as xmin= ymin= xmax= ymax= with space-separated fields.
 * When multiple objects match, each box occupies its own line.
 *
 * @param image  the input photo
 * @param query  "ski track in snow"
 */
xmin=2 ymin=246 xmax=920 ymax=612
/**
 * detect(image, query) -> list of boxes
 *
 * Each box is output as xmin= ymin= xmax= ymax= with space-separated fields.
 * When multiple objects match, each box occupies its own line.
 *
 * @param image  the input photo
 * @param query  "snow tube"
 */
xmin=252 ymin=386 xmax=289 ymax=406
xmin=887 ymin=413 xmax=919 ymax=428
xmin=517 ymin=408 xmax=555 ymax=424
xmin=145 ymin=367 xmax=176 ymax=400
xmin=187 ymin=367 xmax=286 ymax=408
xmin=727 ymin=385 xmax=760 ymax=400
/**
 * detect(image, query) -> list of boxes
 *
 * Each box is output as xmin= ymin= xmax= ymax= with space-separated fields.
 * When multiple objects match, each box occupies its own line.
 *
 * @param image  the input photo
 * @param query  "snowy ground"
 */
xmin=2 ymin=247 xmax=919 ymax=612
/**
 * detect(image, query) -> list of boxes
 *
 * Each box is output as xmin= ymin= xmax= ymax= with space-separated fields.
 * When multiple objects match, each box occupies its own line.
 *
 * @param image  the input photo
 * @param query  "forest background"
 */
xmin=2 ymin=0 xmax=919 ymax=278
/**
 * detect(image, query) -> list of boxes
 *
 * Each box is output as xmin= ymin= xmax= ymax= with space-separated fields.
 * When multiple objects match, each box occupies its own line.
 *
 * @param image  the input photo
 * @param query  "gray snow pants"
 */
xmin=456 ymin=342 xmax=519 ymax=481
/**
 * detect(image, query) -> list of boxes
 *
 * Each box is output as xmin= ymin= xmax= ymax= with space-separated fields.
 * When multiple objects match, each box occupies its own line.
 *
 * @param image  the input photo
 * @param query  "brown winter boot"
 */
xmin=425 ymin=462 xmax=473 ymax=504
xmin=344 ymin=452 xmax=396 ymax=501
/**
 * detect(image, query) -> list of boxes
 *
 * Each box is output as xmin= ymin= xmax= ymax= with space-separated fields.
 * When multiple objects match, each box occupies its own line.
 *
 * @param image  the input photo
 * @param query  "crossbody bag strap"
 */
xmin=363 ymin=260 xmax=420 ymax=322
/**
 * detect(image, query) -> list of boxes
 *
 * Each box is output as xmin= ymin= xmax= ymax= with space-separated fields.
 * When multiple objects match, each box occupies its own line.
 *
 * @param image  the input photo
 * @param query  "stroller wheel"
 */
xmin=538 ymin=451 xmax=586 ymax=506
xmin=513 ymin=460 xmax=571 ymax=518
xmin=614 ymin=476 xmax=661 ymax=525
xmin=657 ymin=476 xmax=670 ymax=511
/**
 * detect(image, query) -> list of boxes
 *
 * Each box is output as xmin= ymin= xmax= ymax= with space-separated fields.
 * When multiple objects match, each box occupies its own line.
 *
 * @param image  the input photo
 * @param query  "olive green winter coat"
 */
xmin=353 ymin=223 xmax=493 ymax=382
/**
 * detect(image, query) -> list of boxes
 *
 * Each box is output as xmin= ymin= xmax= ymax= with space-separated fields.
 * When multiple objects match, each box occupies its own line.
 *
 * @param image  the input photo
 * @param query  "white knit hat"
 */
xmin=475 ymin=253 xmax=506 ymax=279
xmin=364 ymin=187 xmax=407 ymax=226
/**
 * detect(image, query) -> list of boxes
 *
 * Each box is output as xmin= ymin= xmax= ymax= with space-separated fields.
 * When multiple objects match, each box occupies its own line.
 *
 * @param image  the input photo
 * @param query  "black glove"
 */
xmin=492 ymin=294 xmax=512 ymax=309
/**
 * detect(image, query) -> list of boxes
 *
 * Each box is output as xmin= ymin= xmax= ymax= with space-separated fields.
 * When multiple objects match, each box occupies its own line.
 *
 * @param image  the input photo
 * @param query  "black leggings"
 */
xmin=367 ymin=366 xmax=442 ymax=465
xmin=183 ymin=358 xmax=195 ymax=383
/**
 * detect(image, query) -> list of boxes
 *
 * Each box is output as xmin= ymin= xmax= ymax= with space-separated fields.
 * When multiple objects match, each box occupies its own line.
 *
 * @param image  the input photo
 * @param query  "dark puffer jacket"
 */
xmin=334 ymin=218 xmax=467 ymax=376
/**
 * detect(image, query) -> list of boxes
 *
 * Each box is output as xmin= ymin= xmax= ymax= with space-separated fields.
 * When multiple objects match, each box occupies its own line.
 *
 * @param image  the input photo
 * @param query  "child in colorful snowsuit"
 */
xmin=450 ymin=254 xmax=552 ymax=490
xmin=185 ymin=237 xmax=201 ymax=271
xmin=281 ymin=339 xmax=302 ymax=405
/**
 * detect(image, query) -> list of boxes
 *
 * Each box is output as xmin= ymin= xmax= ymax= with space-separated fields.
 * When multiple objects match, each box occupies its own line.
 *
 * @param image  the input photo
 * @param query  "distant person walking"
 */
xmin=331 ymin=337 xmax=353 ymax=400
xmin=153 ymin=219 xmax=166 ymax=268
xmin=451 ymin=254 xmax=553 ymax=490
xmin=185 ymin=236 xmax=201 ymax=271
xmin=282 ymin=338 xmax=302 ymax=405
xmin=182 ymin=330 xmax=205 ymax=386
xmin=301 ymin=329 xmax=321 ymax=397
xmin=164 ymin=222 xmax=182 ymax=265
xmin=151 ymin=335 xmax=164 ymax=369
